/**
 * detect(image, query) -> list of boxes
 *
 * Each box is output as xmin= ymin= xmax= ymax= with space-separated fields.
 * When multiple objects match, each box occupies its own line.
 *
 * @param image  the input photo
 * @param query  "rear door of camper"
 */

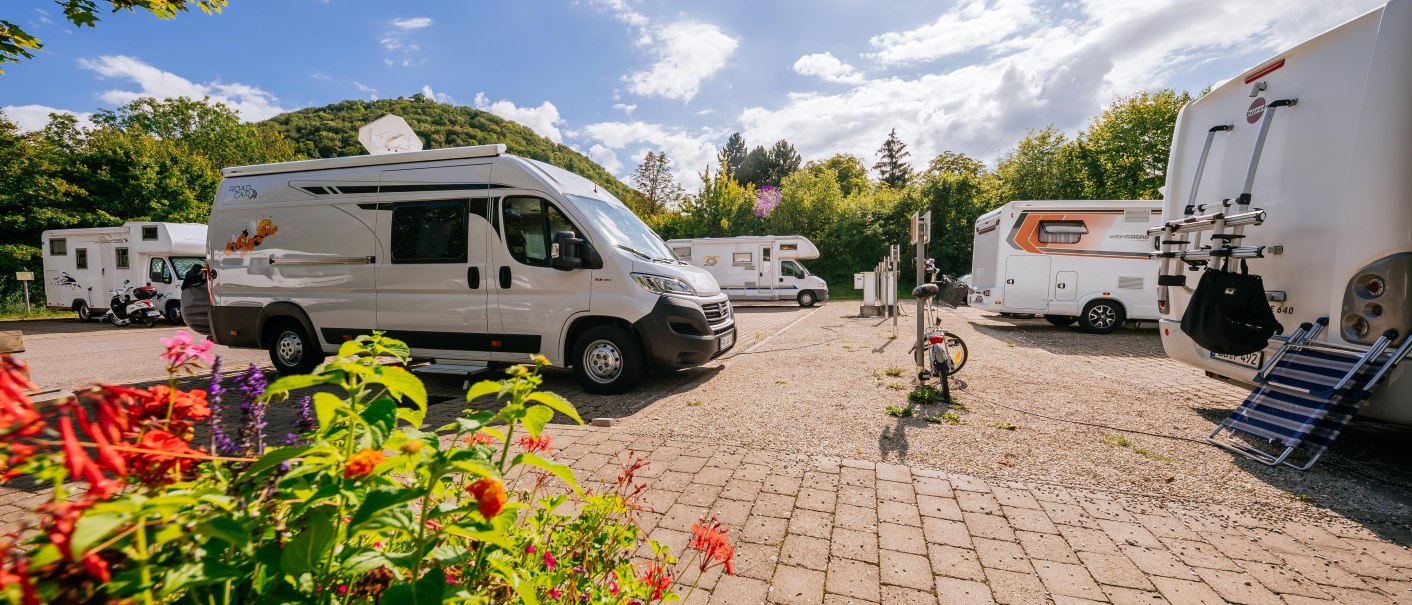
xmin=374 ymin=165 xmax=493 ymax=357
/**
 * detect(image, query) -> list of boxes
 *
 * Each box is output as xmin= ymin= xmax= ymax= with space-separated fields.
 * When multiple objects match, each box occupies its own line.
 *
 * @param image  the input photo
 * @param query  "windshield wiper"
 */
xmin=615 ymin=244 xmax=656 ymax=261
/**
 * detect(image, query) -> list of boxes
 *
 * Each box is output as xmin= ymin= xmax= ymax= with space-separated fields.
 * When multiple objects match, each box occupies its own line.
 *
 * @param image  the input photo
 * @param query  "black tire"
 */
xmin=797 ymin=290 xmax=817 ymax=307
xmin=142 ymin=315 xmax=157 ymax=328
xmin=75 ymin=301 xmax=92 ymax=322
xmin=1079 ymin=300 xmax=1125 ymax=334
xmin=1044 ymin=315 xmax=1077 ymax=327
xmin=165 ymin=302 xmax=183 ymax=325
xmin=936 ymin=333 xmax=968 ymax=375
xmin=572 ymin=325 xmax=644 ymax=394
xmin=267 ymin=320 xmax=324 ymax=375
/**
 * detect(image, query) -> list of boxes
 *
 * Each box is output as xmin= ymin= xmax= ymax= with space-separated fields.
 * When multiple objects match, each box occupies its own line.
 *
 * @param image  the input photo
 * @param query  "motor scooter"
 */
xmin=104 ymin=281 xmax=161 ymax=327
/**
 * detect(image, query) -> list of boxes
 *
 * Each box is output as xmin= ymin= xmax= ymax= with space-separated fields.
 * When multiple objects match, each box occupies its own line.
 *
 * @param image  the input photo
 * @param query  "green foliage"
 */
xmin=2 ymin=1 xmax=227 ymax=74
xmin=1102 ymin=433 xmax=1177 ymax=462
xmin=873 ymin=128 xmax=913 ymax=189
xmin=880 ymin=367 xmax=905 ymax=378
xmin=630 ymin=151 xmax=684 ymax=214
xmin=717 ymin=132 xmax=747 ymax=180
xmin=907 ymin=384 xmax=946 ymax=405
xmin=924 ymin=411 xmax=961 ymax=425
xmin=732 ymin=138 xmax=801 ymax=189
xmin=980 ymin=418 xmax=1018 ymax=431
xmin=1073 ymin=90 xmax=1192 ymax=199
xmin=884 ymin=405 xmax=914 ymax=418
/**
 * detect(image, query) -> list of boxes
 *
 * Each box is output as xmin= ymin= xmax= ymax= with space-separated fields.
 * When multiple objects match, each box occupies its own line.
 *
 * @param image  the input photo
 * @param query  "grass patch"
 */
xmin=885 ymin=383 xmax=908 ymax=391
xmin=881 ymin=367 xmax=905 ymax=377
xmin=1133 ymin=448 xmax=1177 ymax=463
xmin=0 ymin=306 xmax=73 ymax=321
xmin=925 ymin=411 xmax=961 ymax=425
xmin=884 ymin=405 xmax=914 ymax=418
xmin=1103 ymin=433 xmax=1177 ymax=462
xmin=907 ymin=384 xmax=946 ymax=405
xmin=1101 ymin=434 xmax=1133 ymax=447
xmin=980 ymin=418 xmax=1017 ymax=431
xmin=947 ymin=399 xmax=966 ymax=410
xmin=686 ymin=400 xmax=703 ymax=407
xmin=775 ymin=380 xmax=788 ymax=385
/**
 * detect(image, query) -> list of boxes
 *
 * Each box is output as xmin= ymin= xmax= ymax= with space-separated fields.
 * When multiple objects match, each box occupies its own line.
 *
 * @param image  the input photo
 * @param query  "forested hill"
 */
xmin=261 ymin=97 xmax=636 ymax=202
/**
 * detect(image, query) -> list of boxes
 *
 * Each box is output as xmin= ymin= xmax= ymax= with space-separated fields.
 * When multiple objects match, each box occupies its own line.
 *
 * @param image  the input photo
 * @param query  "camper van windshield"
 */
xmin=570 ymin=195 xmax=675 ymax=261
xmin=170 ymin=257 xmax=204 ymax=280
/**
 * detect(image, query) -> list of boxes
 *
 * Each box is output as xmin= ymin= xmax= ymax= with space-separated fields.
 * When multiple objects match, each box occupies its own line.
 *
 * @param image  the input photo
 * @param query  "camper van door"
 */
xmin=758 ymin=245 xmax=775 ymax=300
xmin=489 ymin=194 xmax=593 ymax=361
xmin=1004 ymin=256 xmax=1049 ymax=310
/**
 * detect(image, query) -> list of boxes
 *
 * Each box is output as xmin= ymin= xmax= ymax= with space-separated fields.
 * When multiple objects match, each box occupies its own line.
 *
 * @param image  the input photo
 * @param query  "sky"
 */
xmin=1 ymin=0 xmax=1387 ymax=190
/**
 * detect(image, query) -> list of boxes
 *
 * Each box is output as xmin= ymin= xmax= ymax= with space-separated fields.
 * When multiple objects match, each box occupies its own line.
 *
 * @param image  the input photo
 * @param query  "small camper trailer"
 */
xmin=970 ymin=200 xmax=1162 ymax=333
xmin=665 ymin=236 xmax=829 ymax=306
xmin=42 ymin=222 xmax=207 ymax=323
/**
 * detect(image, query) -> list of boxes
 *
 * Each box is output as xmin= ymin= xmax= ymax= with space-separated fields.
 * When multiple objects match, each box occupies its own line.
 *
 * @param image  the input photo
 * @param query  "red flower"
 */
xmin=689 ymin=514 xmax=736 ymax=575
xmin=344 ymin=449 xmax=386 ymax=479
xmin=516 ymin=434 xmax=552 ymax=455
xmin=0 ymin=357 xmax=42 ymax=439
xmin=469 ymin=432 xmax=496 ymax=447
xmin=467 ymin=477 xmax=507 ymax=518
xmin=126 ymin=429 xmax=203 ymax=486
xmin=639 ymin=562 xmax=671 ymax=600
xmin=133 ymin=385 xmax=211 ymax=424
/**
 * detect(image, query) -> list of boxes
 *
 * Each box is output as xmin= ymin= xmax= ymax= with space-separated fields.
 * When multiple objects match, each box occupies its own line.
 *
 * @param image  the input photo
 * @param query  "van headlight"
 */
xmin=632 ymin=273 xmax=697 ymax=296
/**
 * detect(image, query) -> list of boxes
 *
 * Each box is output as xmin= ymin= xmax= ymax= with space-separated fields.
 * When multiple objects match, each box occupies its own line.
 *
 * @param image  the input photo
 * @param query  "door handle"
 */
xmin=1056 ymin=283 xmax=1066 ymax=289
xmin=1006 ymin=279 xmax=1015 ymax=284
xmin=499 ymin=266 xmax=511 ymax=289
xmin=779 ymin=277 xmax=784 ymax=283
xmin=468 ymin=266 xmax=480 ymax=289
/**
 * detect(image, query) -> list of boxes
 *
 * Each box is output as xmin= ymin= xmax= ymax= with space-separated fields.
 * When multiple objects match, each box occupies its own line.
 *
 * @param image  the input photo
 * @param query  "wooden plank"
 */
xmin=0 ymin=330 xmax=23 ymax=354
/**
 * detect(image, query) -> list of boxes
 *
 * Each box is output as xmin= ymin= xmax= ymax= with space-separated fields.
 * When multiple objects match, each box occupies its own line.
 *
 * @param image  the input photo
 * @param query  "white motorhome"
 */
xmin=41 ymin=222 xmax=207 ymax=323
xmin=970 ymin=200 xmax=1162 ymax=333
xmin=664 ymin=236 xmax=829 ymax=307
xmin=204 ymin=143 xmax=735 ymax=393
xmin=1155 ymin=0 xmax=1412 ymax=424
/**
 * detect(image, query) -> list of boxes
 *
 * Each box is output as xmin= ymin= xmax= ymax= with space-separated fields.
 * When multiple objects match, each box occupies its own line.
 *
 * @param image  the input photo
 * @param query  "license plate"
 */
xmin=719 ymin=331 xmax=735 ymax=352
xmin=1211 ymin=351 xmax=1262 ymax=369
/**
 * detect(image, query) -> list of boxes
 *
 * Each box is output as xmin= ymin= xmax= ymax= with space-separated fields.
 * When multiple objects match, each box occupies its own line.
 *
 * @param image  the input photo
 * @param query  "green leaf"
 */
xmin=313 ymin=392 xmax=346 ymax=431
xmin=194 ymin=516 xmax=248 ymax=548
xmin=519 ymin=405 xmax=554 ymax=437
xmin=440 ymin=525 xmax=514 ymax=551
xmin=381 ymin=566 xmax=448 ymax=604
xmin=342 ymin=549 xmax=394 ymax=575
xmin=378 ymin=365 xmax=427 ymax=408
xmin=512 ymin=452 xmax=581 ymax=497
xmin=349 ymin=487 xmax=424 ymax=534
xmin=526 ymin=391 xmax=583 ymax=424
xmin=264 ymin=373 xmax=331 ymax=395
xmin=360 ymin=397 xmax=397 ymax=446
xmin=241 ymin=444 xmax=318 ymax=479
xmin=466 ymin=380 xmax=502 ymax=402
xmin=70 ymin=511 xmax=127 ymax=555
xmin=337 ymin=339 xmax=366 ymax=360
xmin=280 ymin=511 xmax=336 ymax=575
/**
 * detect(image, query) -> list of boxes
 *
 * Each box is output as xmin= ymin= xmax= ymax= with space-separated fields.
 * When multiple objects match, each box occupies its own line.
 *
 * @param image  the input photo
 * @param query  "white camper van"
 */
xmin=42 ymin=222 xmax=207 ymax=323
xmin=970 ymin=200 xmax=1161 ymax=333
xmin=204 ymin=143 xmax=735 ymax=393
xmin=664 ymin=236 xmax=829 ymax=306
xmin=1155 ymin=0 xmax=1412 ymax=424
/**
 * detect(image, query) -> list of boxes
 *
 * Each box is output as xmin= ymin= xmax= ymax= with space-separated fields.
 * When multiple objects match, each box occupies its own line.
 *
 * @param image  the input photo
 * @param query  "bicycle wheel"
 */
xmin=943 ymin=333 xmax=968 ymax=375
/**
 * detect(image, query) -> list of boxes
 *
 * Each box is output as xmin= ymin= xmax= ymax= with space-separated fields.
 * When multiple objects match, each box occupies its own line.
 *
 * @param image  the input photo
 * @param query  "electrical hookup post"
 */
xmin=912 ymin=211 xmax=931 ymax=370
xmin=14 ymin=272 xmax=33 ymax=314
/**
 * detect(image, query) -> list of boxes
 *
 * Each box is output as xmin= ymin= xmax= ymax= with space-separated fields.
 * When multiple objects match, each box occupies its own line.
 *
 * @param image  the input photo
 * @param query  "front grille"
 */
xmin=703 ymin=301 xmax=731 ymax=325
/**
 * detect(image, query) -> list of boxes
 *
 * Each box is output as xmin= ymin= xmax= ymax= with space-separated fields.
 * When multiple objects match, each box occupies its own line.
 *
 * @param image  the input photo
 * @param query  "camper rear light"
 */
xmin=982 ymin=290 xmax=991 ymax=296
xmin=1158 ymin=300 xmax=1168 ymax=313
xmin=1366 ymin=277 xmax=1386 ymax=297
xmin=1348 ymin=315 xmax=1371 ymax=338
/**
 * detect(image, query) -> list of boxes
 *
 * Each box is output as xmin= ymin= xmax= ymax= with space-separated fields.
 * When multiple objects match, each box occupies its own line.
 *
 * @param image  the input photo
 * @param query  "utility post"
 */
xmin=15 ymin=272 xmax=33 ymax=314
xmin=911 ymin=211 xmax=930 ymax=368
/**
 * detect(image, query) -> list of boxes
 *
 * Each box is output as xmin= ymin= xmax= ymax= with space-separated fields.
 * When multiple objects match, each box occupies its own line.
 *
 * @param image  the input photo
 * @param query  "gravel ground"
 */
xmin=618 ymin=303 xmax=1412 ymax=536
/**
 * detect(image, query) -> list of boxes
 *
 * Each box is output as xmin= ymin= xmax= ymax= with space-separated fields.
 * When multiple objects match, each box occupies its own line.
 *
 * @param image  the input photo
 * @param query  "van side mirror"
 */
xmin=551 ymin=231 xmax=585 ymax=270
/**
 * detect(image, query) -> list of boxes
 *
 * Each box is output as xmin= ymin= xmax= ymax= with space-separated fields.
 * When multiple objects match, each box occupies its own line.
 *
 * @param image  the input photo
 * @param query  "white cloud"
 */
xmin=2 ymin=105 xmax=93 ymax=132
xmin=474 ymin=93 xmax=565 ymax=143
xmin=580 ymin=121 xmax=720 ymax=189
xmin=421 ymin=84 xmax=454 ymax=104
xmin=625 ymin=21 xmax=737 ymax=101
xmin=868 ymin=0 xmax=1038 ymax=66
xmin=792 ymin=52 xmax=865 ymax=85
xmin=77 ymin=55 xmax=285 ymax=121
xmin=612 ymin=103 xmax=637 ymax=115
xmin=352 ymin=81 xmax=379 ymax=100
xmin=592 ymin=0 xmax=648 ymax=28
xmin=588 ymin=144 xmax=624 ymax=174
xmin=391 ymin=17 xmax=432 ymax=30
xmin=33 ymin=8 xmax=54 ymax=26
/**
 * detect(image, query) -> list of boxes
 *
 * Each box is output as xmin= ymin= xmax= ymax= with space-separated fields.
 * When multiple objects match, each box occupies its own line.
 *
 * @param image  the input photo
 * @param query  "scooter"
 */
xmin=104 ymin=281 xmax=161 ymax=327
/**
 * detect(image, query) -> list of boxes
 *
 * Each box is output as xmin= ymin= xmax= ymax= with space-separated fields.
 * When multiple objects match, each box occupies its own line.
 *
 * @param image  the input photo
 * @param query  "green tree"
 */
xmin=924 ymin=151 xmax=986 ymax=179
xmin=764 ymin=139 xmax=802 ymax=186
xmin=768 ymin=167 xmax=844 ymax=237
xmin=873 ymin=128 xmax=913 ymax=189
xmin=805 ymin=154 xmax=872 ymax=197
xmin=1075 ymin=89 xmax=1191 ymax=199
xmin=913 ymin=153 xmax=998 ymax=275
xmin=663 ymin=163 xmax=760 ymax=239
xmin=2 ymin=1 xmax=227 ymax=74
xmin=994 ymin=126 xmax=1083 ymax=201
xmin=630 ymin=151 xmax=684 ymax=214
xmin=717 ymin=132 xmax=747 ymax=180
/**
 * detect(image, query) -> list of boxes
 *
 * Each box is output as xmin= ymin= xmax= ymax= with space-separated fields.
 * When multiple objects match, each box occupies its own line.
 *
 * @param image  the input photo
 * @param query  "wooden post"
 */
xmin=0 ymin=330 xmax=23 ymax=355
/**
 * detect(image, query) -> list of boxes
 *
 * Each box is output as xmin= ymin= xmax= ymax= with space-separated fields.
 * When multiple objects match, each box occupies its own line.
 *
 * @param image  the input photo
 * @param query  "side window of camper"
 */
xmin=116 ymin=248 xmax=129 ymax=269
xmin=732 ymin=252 xmax=752 ymax=267
xmin=673 ymin=247 xmax=691 ymax=260
xmin=390 ymin=201 xmax=469 ymax=264
xmin=141 ymin=225 xmax=158 ymax=241
xmin=502 ymin=197 xmax=581 ymax=267
xmin=49 ymin=238 xmax=66 ymax=256
xmin=1037 ymin=220 xmax=1088 ymax=244
xmin=76 ymin=249 xmax=88 ymax=269
xmin=149 ymin=257 xmax=170 ymax=283
xmin=782 ymin=261 xmax=805 ymax=279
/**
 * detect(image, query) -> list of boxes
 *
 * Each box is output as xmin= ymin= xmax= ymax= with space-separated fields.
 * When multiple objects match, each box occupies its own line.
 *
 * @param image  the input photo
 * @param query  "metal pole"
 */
xmin=22 ymin=281 xmax=30 ymax=314
xmin=915 ymin=220 xmax=926 ymax=369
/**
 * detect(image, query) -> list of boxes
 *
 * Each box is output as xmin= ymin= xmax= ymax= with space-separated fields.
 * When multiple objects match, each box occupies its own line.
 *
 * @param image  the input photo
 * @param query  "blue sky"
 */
xmin=2 ymin=0 xmax=1386 ymax=189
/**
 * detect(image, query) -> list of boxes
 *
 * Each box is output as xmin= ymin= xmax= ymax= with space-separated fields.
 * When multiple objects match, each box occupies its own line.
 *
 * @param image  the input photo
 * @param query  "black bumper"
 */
xmin=633 ymin=296 xmax=735 ymax=371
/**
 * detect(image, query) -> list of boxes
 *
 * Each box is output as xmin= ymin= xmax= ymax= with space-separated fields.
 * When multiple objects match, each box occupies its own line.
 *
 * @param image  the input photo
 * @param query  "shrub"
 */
xmin=0 ymin=332 xmax=730 ymax=603
xmin=907 ymin=385 xmax=946 ymax=405
xmin=884 ymin=405 xmax=914 ymax=418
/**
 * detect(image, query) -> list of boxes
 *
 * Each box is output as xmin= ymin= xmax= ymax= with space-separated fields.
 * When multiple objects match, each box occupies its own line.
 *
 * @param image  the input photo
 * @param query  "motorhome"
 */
xmin=203 ymin=142 xmax=735 ymax=393
xmin=970 ymin=200 xmax=1162 ymax=333
xmin=1154 ymin=0 xmax=1412 ymax=425
xmin=664 ymin=236 xmax=828 ymax=307
xmin=42 ymin=222 xmax=207 ymax=323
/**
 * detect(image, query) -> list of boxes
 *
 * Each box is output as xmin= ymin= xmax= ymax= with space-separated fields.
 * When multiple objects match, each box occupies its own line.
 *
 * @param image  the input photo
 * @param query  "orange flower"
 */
xmin=467 ymin=477 xmax=507 ymax=518
xmin=516 ymin=434 xmax=552 ymax=455
xmin=531 ymin=354 xmax=551 ymax=367
xmin=343 ymin=449 xmax=386 ymax=479
xmin=126 ymin=429 xmax=203 ymax=486
xmin=469 ymin=432 xmax=496 ymax=447
xmin=639 ymin=562 xmax=671 ymax=600
xmin=137 ymin=385 xmax=211 ymax=423
xmin=689 ymin=514 xmax=736 ymax=575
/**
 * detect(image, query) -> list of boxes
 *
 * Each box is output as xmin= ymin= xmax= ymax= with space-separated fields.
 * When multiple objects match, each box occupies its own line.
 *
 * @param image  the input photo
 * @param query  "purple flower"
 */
xmin=234 ymin=364 xmax=268 ymax=455
xmin=754 ymin=185 xmax=782 ymax=218
xmin=207 ymin=357 xmax=238 ymax=456
xmin=284 ymin=395 xmax=317 ymax=446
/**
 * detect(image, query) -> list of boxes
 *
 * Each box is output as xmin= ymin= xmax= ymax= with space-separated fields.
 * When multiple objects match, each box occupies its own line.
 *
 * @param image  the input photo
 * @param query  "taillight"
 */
xmin=1366 ymin=277 xmax=1385 ymax=297
xmin=1158 ymin=300 xmax=1168 ymax=313
xmin=982 ymin=289 xmax=991 ymax=296
xmin=928 ymin=335 xmax=946 ymax=344
xmin=1348 ymin=315 xmax=1371 ymax=338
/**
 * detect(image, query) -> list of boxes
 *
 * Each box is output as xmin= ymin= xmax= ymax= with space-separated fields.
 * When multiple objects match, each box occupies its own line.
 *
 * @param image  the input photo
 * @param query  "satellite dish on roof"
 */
xmin=358 ymin=115 xmax=423 ymax=155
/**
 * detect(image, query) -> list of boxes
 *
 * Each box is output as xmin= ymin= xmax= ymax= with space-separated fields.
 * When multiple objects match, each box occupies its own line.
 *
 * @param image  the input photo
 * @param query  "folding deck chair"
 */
xmin=1208 ymin=317 xmax=1412 ymax=469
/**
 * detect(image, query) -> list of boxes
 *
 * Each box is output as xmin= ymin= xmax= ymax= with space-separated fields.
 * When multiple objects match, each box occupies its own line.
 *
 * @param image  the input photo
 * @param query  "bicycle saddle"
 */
xmin=912 ymin=284 xmax=939 ymax=299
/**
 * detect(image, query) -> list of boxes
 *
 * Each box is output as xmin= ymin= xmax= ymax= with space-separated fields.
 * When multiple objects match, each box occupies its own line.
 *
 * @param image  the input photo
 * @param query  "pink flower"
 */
xmin=525 ymin=545 xmax=536 ymax=554
xmin=544 ymin=550 xmax=557 ymax=571
xmin=445 ymin=572 xmax=457 ymax=585
xmin=160 ymin=331 xmax=215 ymax=371
xmin=548 ymin=589 xmax=562 ymax=599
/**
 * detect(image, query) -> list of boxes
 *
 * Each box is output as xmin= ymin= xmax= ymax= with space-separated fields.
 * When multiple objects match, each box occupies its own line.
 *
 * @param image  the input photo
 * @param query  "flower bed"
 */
xmin=0 ymin=332 xmax=732 ymax=603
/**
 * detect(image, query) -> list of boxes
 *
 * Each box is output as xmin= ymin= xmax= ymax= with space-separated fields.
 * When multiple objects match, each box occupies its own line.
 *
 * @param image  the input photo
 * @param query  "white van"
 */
xmin=204 ymin=143 xmax=735 ymax=393
xmin=1155 ymin=0 xmax=1412 ymax=424
xmin=664 ymin=236 xmax=829 ymax=307
xmin=970 ymin=200 xmax=1161 ymax=333
xmin=42 ymin=222 xmax=207 ymax=323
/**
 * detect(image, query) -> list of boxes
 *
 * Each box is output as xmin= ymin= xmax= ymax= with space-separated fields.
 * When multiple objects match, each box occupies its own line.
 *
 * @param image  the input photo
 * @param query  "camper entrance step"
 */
xmin=414 ymin=363 xmax=491 ymax=376
xmin=1207 ymin=317 xmax=1412 ymax=469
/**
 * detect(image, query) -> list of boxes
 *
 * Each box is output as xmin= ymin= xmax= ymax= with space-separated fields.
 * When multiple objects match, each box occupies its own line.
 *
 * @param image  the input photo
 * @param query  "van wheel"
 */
xmin=166 ymin=302 xmax=183 ymax=325
xmin=573 ymin=325 xmax=643 ymax=394
xmin=1079 ymin=300 xmax=1125 ymax=334
xmin=1044 ymin=315 xmax=1077 ymax=327
xmin=797 ymin=290 xmax=817 ymax=307
xmin=75 ymin=301 xmax=92 ymax=322
xmin=268 ymin=320 xmax=325 ymax=375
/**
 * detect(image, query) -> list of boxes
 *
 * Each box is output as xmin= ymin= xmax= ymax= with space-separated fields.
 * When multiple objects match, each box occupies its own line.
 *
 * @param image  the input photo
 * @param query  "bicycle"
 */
xmin=911 ymin=274 xmax=969 ymax=384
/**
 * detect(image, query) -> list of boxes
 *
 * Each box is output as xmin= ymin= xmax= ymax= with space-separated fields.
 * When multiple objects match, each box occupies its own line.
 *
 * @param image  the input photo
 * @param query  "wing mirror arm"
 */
xmin=551 ymin=231 xmax=586 ymax=271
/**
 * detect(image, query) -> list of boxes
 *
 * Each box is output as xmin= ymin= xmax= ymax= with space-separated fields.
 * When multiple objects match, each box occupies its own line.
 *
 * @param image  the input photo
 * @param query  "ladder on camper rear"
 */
xmin=1149 ymin=98 xmax=1298 ymax=306
xmin=1208 ymin=317 xmax=1412 ymax=469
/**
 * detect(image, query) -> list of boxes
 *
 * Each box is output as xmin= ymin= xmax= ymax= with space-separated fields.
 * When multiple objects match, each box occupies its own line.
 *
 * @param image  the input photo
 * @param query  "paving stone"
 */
xmin=917 ymin=495 xmax=965 ymax=521
xmin=984 ymin=567 xmax=1048 ymax=605
xmin=812 ymin=457 xmax=842 ymax=474
xmin=663 ymin=503 xmax=711 ymax=530
xmin=1016 ymin=529 xmax=1080 ymax=564
xmin=1326 ymin=547 xmax=1403 ymax=580
xmin=1191 ymin=566 xmax=1284 ymax=605
xmin=875 ymin=462 xmax=912 ymax=483
xmin=1131 ymin=513 xmax=1197 ymax=541
xmin=1149 ymin=576 xmax=1228 ymax=605
xmin=770 ymin=565 xmax=826 ymax=605
xmin=948 ymin=474 xmax=991 ymax=494
xmin=878 ymin=500 xmax=922 ymax=527
xmin=878 ymin=522 xmax=927 ymax=555
xmin=1160 ymin=537 xmax=1241 ymax=571
xmin=712 ymin=498 xmax=754 ymax=526
xmin=879 ymin=549 xmax=933 ymax=591
xmin=654 ymin=470 xmax=695 ymax=492
xmin=1042 ymin=501 xmax=1101 ymax=529
xmin=1278 ymin=552 xmax=1372 ymax=590
xmin=956 ymin=491 xmax=1003 ymax=516
xmin=764 ymin=475 xmax=803 ymax=496
xmin=694 ymin=466 xmax=735 ymax=486
xmin=963 ymin=511 xmax=1017 ymax=543
xmin=735 ymin=541 xmax=781 ymax=581
xmin=973 ymin=537 xmax=1032 ymax=574
xmin=711 ymin=575 xmax=769 ymax=604
xmin=1034 ymin=560 xmax=1107 ymax=601
xmin=734 ymin=463 xmax=771 ymax=483
xmin=1243 ymin=527 xmax=1316 ymax=557
xmin=802 ymin=471 xmax=841 ymax=491
xmin=798 ymin=488 xmax=838 ymax=513
xmin=679 ymin=484 xmax=725 ymax=507
xmin=833 ymin=527 xmax=880 ymax=563
xmin=1030 ymin=485 xmax=1078 ymax=505
xmin=841 ymin=467 xmax=878 ymax=488
xmin=835 ymin=503 xmax=879 ymax=533
xmin=1364 ymin=577 xmax=1412 ymax=604
xmin=1119 ymin=545 xmax=1195 ymax=579
xmin=1203 ymin=531 xmax=1285 ymax=565
xmin=1051 ymin=596 xmax=1108 ymax=605
xmin=827 ymin=558 xmax=881 ymax=602
xmin=934 ymin=576 xmax=996 ymax=605
xmin=880 ymin=585 xmax=939 ymax=605
xmin=1059 ymin=524 xmax=1122 ymax=555
xmin=754 ymin=492 xmax=796 ymax=519
xmin=780 ymin=534 xmax=830 ymax=571
xmin=1102 ymin=585 xmax=1170 ymax=605
xmin=1076 ymin=550 xmax=1155 ymax=591
xmin=822 ymin=593 xmax=877 ymax=605
xmin=1080 ymin=499 xmax=1137 ymax=523
xmin=914 ymin=476 xmax=954 ymax=498
xmin=876 ymin=480 xmax=916 ymax=504
xmin=1002 ymin=505 xmax=1058 ymax=535
xmin=1346 ymin=539 xmax=1412 ymax=569
xmin=671 ymin=456 xmax=710 ymax=473
xmin=1235 ymin=560 xmax=1330 ymax=599
xmin=722 ymin=479 xmax=764 ymax=502
xmin=838 ymin=485 xmax=877 ymax=508
xmin=990 ymin=486 xmax=1041 ymax=510
xmin=929 ymin=543 xmax=986 ymax=581
xmin=841 ymin=458 xmax=876 ymax=471
xmin=923 ymin=517 xmax=974 ymax=549
xmin=1314 ymin=586 xmax=1395 ymax=604
xmin=742 ymin=515 xmax=789 ymax=546
xmin=788 ymin=509 xmax=834 ymax=540
xmin=1101 ymin=519 xmax=1164 ymax=549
